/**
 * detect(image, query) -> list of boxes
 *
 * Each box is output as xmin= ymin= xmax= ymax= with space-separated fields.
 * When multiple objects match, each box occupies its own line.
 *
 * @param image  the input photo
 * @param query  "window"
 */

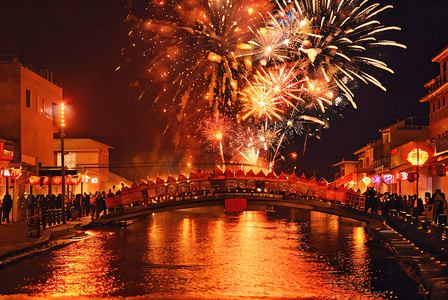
xmin=383 ymin=133 xmax=390 ymax=144
xmin=26 ymin=90 xmax=31 ymax=108
xmin=44 ymin=100 xmax=52 ymax=118
xmin=433 ymin=103 xmax=436 ymax=113
xmin=438 ymin=98 xmax=441 ymax=110
xmin=444 ymin=97 xmax=446 ymax=107
xmin=52 ymin=103 xmax=57 ymax=124
xmin=365 ymin=157 xmax=370 ymax=167
xmin=40 ymin=98 xmax=45 ymax=113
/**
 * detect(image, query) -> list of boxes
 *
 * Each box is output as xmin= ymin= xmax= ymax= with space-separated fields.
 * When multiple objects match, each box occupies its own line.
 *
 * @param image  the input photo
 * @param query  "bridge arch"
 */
xmin=91 ymin=192 xmax=385 ymax=230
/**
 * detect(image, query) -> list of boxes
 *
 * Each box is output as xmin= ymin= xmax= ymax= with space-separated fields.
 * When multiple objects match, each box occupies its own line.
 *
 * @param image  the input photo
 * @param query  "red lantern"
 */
xmin=28 ymin=176 xmax=41 ymax=186
xmin=40 ymin=176 xmax=50 ymax=186
xmin=52 ymin=176 xmax=62 ymax=185
xmin=407 ymin=173 xmax=419 ymax=182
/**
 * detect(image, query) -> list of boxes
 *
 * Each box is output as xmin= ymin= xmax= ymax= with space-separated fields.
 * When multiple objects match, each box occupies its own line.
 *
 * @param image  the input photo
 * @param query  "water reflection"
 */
xmin=0 ymin=208 xmax=423 ymax=299
xmin=23 ymin=232 xmax=120 ymax=297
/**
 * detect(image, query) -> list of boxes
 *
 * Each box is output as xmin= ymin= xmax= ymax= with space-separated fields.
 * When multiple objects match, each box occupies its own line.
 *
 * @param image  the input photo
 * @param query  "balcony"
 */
xmin=430 ymin=106 xmax=448 ymax=124
xmin=427 ymin=71 xmax=448 ymax=93
xmin=374 ymin=156 xmax=390 ymax=173
xmin=435 ymin=136 xmax=448 ymax=154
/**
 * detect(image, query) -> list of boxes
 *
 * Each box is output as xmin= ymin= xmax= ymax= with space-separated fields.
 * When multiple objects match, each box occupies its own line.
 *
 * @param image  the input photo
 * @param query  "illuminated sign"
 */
xmin=394 ymin=172 xmax=409 ymax=181
xmin=401 ymin=172 xmax=409 ymax=180
xmin=407 ymin=149 xmax=429 ymax=166
xmin=383 ymin=174 xmax=394 ymax=185
xmin=0 ymin=142 xmax=14 ymax=161
xmin=372 ymin=175 xmax=381 ymax=184
xmin=0 ymin=169 xmax=21 ymax=179
xmin=81 ymin=174 xmax=98 ymax=184
xmin=1 ymin=169 xmax=11 ymax=177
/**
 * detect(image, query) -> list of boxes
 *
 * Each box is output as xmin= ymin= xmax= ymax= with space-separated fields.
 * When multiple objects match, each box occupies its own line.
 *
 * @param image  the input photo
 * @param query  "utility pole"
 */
xmin=61 ymin=103 xmax=66 ymax=224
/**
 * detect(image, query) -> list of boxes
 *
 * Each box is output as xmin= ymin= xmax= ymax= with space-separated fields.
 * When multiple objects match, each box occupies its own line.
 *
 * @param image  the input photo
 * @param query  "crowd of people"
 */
xmin=363 ymin=188 xmax=448 ymax=224
xmin=2 ymin=189 xmax=121 ymax=224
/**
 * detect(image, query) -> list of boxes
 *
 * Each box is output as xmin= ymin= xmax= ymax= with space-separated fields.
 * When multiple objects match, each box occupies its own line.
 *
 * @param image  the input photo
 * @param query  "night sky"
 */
xmin=1 ymin=0 xmax=448 ymax=182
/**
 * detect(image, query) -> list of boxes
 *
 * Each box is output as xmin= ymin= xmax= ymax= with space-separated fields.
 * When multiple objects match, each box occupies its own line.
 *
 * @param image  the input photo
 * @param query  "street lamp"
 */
xmin=61 ymin=102 xmax=66 ymax=224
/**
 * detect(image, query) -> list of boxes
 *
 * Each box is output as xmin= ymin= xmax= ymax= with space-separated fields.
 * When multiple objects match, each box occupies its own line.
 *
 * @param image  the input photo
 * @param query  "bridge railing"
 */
xmin=103 ymin=176 xmax=366 ymax=212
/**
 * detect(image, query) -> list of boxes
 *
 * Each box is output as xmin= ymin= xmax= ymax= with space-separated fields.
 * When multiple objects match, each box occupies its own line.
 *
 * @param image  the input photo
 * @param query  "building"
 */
xmin=53 ymin=138 xmax=132 ymax=196
xmin=0 ymin=54 xmax=63 ymax=167
xmin=420 ymin=43 xmax=448 ymax=192
xmin=0 ymin=55 xmax=131 ymax=222
xmin=0 ymin=54 xmax=63 ymax=221
xmin=333 ymin=159 xmax=359 ymax=188
xmin=333 ymin=117 xmax=430 ymax=198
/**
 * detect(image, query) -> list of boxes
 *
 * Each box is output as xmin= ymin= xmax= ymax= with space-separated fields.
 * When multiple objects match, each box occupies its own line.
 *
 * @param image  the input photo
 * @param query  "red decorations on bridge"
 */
xmin=266 ymin=171 xmax=277 ymax=179
xmin=224 ymin=169 xmax=235 ymax=178
xmin=177 ymin=174 xmax=188 ymax=181
xmin=156 ymin=176 xmax=165 ymax=185
xmin=235 ymin=169 xmax=245 ymax=177
xmin=166 ymin=175 xmax=176 ymax=183
xmin=213 ymin=165 xmax=224 ymax=178
xmin=245 ymin=169 xmax=256 ymax=177
xmin=256 ymin=170 xmax=266 ymax=178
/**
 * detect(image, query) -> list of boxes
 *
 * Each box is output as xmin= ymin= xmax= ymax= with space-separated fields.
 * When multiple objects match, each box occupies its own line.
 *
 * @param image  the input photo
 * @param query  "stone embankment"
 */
xmin=371 ymin=210 xmax=448 ymax=300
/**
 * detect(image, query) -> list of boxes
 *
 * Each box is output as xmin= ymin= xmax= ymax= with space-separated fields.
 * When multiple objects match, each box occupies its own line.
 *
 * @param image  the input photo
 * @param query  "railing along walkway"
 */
xmin=28 ymin=209 xmax=64 ymax=238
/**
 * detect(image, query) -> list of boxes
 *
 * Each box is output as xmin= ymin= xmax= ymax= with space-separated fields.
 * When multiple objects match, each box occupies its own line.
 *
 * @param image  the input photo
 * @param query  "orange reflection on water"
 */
xmin=29 ymin=233 xmax=120 ymax=297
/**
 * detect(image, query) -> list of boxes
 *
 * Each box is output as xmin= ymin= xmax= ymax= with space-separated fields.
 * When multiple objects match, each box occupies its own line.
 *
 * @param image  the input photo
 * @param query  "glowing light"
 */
xmin=383 ymin=174 xmax=394 ymax=185
xmin=61 ymin=102 xmax=65 ymax=127
xmin=362 ymin=177 xmax=371 ymax=185
xmin=127 ymin=0 xmax=405 ymax=169
xmin=407 ymin=149 xmax=429 ymax=166
xmin=372 ymin=175 xmax=381 ymax=184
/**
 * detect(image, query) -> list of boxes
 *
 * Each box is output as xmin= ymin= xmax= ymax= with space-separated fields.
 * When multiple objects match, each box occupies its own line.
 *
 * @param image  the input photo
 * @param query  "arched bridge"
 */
xmin=90 ymin=191 xmax=385 ymax=230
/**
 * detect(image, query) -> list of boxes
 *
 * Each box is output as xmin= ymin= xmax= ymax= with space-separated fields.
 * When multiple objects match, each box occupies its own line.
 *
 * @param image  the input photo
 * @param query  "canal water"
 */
xmin=0 ymin=208 xmax=424 ymax=299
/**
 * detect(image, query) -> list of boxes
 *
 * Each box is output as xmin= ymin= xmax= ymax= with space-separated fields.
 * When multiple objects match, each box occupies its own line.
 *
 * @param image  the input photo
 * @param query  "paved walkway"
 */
xmin=0 ymin=216 xmax=92 ymax=267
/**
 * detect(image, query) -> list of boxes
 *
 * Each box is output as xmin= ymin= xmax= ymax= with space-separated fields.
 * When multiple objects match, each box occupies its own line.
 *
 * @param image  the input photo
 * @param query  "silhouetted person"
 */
xmin=435 ymin=193 xmax=447 ymax=224
xmin=372 ymin=193 xmax=381 ymax=215
xmin=49 ymin=194 xmax=56 ymax=209
xmin=83 ymin=193 xmax=90 ymax=216
xmin=394 ymin=195 xmax=403 ymax=212
xmin=56 ymin=194 xmax=62 ymax=209
xmin=2 ymin=193 xmax=13 ymax=223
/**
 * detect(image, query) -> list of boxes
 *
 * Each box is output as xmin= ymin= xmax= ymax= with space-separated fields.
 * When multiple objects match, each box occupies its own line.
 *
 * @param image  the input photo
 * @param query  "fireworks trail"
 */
xmin=125 ymin=0 xmax=405 ymax=171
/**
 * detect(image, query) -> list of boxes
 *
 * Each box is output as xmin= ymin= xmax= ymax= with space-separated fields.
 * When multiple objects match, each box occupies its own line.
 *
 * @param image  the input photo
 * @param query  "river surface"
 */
xmin=0 ymin=208 xmax=423 ymax=299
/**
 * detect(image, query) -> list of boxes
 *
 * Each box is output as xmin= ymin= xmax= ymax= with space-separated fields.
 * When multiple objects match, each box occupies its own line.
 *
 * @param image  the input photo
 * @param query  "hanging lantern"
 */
xmin=28 ymin=176 xmax=41 ymax=186
xmin=407 ymin=149 xmax=429 ymax=166
xmin=52 ymin=176 xmax=62 ymax=185
xmin=40 ymin=176 xmax=50 ymax=186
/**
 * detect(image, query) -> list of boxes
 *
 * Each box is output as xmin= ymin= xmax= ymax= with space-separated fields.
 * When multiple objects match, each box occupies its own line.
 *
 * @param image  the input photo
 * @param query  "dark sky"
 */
xmin=1 ymin=0 xmax=448 ymax=182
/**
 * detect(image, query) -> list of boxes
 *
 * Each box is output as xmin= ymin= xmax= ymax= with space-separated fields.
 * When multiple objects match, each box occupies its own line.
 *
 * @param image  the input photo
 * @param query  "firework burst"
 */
xmin=127 ymin=0 xmax=405 ymax=169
